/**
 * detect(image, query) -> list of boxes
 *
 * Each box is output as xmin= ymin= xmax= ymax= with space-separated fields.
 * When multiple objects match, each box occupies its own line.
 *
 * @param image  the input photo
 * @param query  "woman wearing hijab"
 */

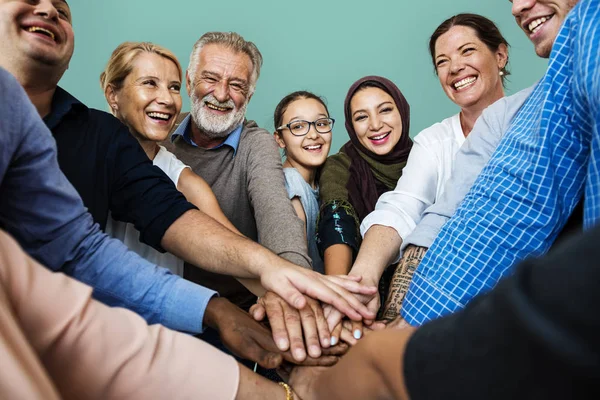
xmin=317 ymin=76 xmax=412 ymax=281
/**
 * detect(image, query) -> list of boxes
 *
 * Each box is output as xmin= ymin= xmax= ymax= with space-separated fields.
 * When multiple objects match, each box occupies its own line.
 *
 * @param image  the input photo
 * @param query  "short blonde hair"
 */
xmin=100 ymin=42 xmax=182 ymax=114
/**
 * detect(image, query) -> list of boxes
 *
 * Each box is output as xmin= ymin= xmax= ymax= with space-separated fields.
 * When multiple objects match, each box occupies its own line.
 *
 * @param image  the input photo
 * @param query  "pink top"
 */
xmin=0 ymin=230 xmax=239 ymax=400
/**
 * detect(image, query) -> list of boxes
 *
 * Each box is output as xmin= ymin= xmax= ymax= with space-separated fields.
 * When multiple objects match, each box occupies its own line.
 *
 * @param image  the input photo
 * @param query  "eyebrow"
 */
xmin=352 ymin=101 xmax=393 ymax=117
xmin=288 ymin=113 xmax=328 ymax=122
xmin=436 ymin=42 xmax=477 ymax=59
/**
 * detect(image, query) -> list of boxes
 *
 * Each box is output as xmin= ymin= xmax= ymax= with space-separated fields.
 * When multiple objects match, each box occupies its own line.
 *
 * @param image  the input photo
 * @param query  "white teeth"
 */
xmin=453 ymin=76 xmax=477 ymax=90
xmin=371 ymin=133 xmax=389 ymax=140
xmin=528 ymin=16 xmax=549 ymax=33
xmin=27 ymin=26 xmax=55 ymax=40
xmin=148 ymin=112 xmax=170 ymax=120
xmin=206 ymin=103 xmax=230 ymax=112
xmin=304 ymin=145 xmax=322 ymax=150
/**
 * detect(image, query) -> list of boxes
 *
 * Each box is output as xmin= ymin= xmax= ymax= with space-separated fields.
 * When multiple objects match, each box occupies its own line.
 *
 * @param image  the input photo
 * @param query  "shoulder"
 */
xmin=413 ymin=114 xmax=461 ymax=146
xmin=239 ymin=120 xmax=280 ymax=155
xmin=154 ymin=146 xmax=188 ymax=169
xmin=322 ymin=151 xmax=351 ymax=171
xmin=240 ymin=120 xmax=274 ymax=143
xmin=482 ymin=86 xmax=534 ymax=120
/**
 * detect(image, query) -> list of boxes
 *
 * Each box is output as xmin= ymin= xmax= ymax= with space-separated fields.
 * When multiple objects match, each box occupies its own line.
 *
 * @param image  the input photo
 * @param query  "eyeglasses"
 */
xmin=277 ymin=117 xmax=335 ymax=136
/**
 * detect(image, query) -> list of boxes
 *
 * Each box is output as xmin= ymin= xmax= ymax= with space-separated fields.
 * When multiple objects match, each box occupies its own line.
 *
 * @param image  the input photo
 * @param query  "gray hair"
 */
xmin=187 ymin=32 xmax=263 ymax=95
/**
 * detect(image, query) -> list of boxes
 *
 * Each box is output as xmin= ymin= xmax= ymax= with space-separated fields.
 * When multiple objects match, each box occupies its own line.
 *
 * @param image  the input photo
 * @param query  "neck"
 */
xmin=136 ymin=137 xmax=160 ymax=160
xmin=459 ymin=87 xmax=505 ymax=137
xmin=284 ymin=159 xmax=317 ymax=188
xmin=190 ymin=120 xmax=227 ymax=148
xmin=1 ymin=62 xmax=60 ymax=118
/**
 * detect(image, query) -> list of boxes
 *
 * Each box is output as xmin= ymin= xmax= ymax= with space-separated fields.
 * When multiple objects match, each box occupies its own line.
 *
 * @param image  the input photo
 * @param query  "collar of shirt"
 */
xmin=44 ymin=86 xmax=87 ymax=130
xmin=171 ymin=114 xmax=243 ymax=156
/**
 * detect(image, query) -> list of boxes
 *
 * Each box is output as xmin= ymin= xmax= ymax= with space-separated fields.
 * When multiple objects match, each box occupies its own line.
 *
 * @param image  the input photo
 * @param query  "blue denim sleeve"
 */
xmin=0 ymin=68 xmax=214 ymax=333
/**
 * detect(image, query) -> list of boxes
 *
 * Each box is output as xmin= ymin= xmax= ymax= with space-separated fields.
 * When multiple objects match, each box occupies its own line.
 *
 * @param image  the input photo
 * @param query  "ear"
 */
xmin=496 ymin=43 xmax=509 ymax=71
xmin=105 ymin=84 xmax=119 ymax=114
xmin=186 ymin=70 xmax=192 ymax=95
xmin=274 ymin=131 xmax=286 ymax=149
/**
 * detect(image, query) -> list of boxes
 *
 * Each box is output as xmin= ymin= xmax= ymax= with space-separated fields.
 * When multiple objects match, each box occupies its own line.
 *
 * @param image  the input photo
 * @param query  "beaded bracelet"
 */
xmin=278 ymin=382 xmax=293 ymax=400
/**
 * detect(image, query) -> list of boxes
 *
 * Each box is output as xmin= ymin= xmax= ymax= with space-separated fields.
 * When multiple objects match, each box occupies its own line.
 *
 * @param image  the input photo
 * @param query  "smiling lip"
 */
xmin=452 ymin=76 xmax=477 ymax=91
xmin=22 ymin=21 xmax=59 ymax=43
xmin=205 ymin=102 xmax=232 ymax=113
xmin=303 ymin=144 xmax=323 ymax=153
xmin=523 ymin=14 xmax=554 ymax=36
xmin=146 ymin=111 xmax=173 ymax=125
xmin=368 ymin=132 xmax=391 ymax=144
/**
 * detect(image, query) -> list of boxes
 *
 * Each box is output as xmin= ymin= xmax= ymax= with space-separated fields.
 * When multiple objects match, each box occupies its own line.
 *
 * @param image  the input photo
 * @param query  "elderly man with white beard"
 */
xmin=165 ymin=32 xmax=324 ymax=359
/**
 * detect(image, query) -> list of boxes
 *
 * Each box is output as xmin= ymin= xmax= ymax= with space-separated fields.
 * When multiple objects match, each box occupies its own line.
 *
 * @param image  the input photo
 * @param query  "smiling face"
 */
xmin=110 ymin=52 xmax=182 ymax=143
xmin=0 ymin=0 xmax=74 ymax=77
xmin=350 ymin=87 xmax=403 ymax=156
xmin=275 ymin=97 xmax=332 ymax=171
xmin=511 ymin=0 xmax=579 ymax=58
xmin=434 ymin=25 xmax=507 ymax=112
xmin=187 ymin=43 xmax=253 ymax=142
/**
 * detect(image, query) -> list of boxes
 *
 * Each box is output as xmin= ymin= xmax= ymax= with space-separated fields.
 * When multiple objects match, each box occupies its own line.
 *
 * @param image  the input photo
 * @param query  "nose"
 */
xmin=449 ymin=57 xmax=466 ymax=75
xmin=306 ymin=123 xmax=319 ymax=139
xmin=368 ymin=115 xmax=383 ymax=131
xmin=512 ymin=0 xmax=536 ymax=17
xmin=156 ymin=86 xmax=176 ymax=108
xmin=34 ymin=0 xmax=59 ymax=21
xmin=213 ymin=80 xmax=230 ymax=103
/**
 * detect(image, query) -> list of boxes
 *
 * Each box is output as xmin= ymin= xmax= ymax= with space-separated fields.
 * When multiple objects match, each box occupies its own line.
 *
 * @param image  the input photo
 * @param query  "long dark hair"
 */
xmin=429 ymin=13 xmax=510 ymax=83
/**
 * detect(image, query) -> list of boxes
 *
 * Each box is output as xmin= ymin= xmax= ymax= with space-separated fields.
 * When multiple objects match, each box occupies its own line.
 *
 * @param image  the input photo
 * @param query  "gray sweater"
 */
xmin=163 ymin=115 xmax=310 ymax=308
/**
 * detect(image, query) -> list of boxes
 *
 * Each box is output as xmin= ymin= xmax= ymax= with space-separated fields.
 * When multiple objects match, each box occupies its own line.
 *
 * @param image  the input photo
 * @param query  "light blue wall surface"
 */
xmin=61 ymin=0 xmax=546 ymax=151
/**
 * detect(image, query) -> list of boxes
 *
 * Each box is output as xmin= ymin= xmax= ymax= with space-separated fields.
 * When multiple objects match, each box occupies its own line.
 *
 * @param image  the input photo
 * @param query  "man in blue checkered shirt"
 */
xmin=401 ymin=0 xmax=600 ymax=325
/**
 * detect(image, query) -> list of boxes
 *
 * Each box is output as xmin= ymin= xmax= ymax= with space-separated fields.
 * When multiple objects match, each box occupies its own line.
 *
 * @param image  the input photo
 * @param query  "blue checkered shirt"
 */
xmin=402 ymin=0 xmax=600 ymax=326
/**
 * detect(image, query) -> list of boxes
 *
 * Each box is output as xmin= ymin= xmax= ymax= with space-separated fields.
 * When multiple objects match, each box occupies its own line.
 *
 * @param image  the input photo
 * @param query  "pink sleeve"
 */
xmin=0 ymin=230 xmax=239 ymax=400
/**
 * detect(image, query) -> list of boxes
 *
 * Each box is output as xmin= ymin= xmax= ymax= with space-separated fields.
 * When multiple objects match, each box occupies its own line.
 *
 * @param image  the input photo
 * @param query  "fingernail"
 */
xmin=277 ymin=339 xmax=288 ymax=350
xmin=322 ymin=338 xmax=330 ymax=348
xmin=354 ymin=330 xmax=362 ymax=339
xmin=330 ymin=336 xmax=338 ymax=346
xmin=293 ymin=348 xmax=306 ymax=361
xmin=309 ymin=345 xmax=321 ymax=358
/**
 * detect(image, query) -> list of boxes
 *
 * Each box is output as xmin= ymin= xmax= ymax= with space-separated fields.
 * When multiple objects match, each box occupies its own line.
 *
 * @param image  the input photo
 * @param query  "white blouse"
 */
xmin=105 ymin=146 xmax=189 ymax=276
xmin=360 ymin=114 xmax=465 ymax=262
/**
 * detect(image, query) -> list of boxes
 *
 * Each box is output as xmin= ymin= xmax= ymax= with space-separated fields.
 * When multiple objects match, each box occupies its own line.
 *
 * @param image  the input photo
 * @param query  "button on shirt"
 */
xmin=0 ymin=74 xmax=215 ymax=334
xmin=402 ymin=0 xmax=600 ymax=326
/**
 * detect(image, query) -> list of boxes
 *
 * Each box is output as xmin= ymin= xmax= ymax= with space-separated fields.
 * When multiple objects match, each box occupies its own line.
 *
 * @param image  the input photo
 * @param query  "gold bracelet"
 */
xmin=279 ymin=382 xmax=293 ymax=400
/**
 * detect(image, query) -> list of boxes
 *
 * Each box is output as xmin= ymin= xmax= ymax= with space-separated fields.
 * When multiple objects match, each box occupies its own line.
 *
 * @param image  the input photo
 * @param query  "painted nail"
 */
xmin=354 ymin=330 xmax=362 ymax=339
xmin=330 ymin=336 xmax=338 ymax=346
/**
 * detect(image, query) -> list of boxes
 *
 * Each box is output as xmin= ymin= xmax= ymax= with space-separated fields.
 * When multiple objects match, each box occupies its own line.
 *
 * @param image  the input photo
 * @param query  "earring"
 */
xmin=499 ymin=70 xmax=505 ymax=76
xmin=112 ymin=104 xmax=117 ymax=109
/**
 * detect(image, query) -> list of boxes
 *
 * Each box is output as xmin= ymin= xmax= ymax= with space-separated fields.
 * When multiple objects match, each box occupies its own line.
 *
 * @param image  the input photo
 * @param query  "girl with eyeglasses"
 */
xmin=274 ymin=91 xmax=334 ymax=273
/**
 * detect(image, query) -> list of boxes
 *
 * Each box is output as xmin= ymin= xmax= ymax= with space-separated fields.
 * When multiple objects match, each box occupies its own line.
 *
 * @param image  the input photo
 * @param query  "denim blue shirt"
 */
xmin=0 ymin=68 xmax=215 ymax=334
xmin=402 ymin=0 xmax=600 ymax=325
xmin=171 ymin=114 xmax=242 ymax=155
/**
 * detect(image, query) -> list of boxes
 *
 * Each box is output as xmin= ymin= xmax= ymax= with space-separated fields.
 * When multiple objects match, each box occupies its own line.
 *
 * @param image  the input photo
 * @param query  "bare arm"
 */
xmin=350 ymin=225 xmax=403 ymax=285
xmin=177 ymin=168 xmax=265 ymax=296
xmin=162 ymin=209 xmax=378 ymax=322
xmin=324 ymin=244 xmax=353 ymax=275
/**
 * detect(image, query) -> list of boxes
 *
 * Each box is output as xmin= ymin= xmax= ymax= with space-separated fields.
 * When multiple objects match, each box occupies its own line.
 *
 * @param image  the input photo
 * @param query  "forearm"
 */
xmin=237 ymin=364 xmax=292 ymax=400
xmin=381 ymin=245 xmax=427 ymax=321
xmin=324 ymin=244 xmax=353 ymax=275
xmin=314 ymin=329 xmax=414 ymax=400
xmin=162 ymin=209 xmax=288 ymax=279
xmin=351 ymin=225 xmax=403 ymax=283
xmin=65 ymin=229 xmax=215 ymax=333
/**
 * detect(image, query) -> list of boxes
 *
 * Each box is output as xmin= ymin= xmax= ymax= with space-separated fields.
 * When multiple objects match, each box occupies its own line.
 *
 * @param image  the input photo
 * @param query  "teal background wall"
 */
xmin=61 ymin=0 xmax=547 ymax=152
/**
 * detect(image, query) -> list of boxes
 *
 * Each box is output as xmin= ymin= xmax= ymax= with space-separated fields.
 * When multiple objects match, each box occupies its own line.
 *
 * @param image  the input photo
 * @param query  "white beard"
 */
xmin=190 ymin=93 xmax=247 ymax=140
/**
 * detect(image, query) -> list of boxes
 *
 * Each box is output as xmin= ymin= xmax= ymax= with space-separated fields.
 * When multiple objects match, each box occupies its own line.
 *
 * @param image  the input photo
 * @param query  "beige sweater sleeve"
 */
xmin=0 ymin=230 xmax=239 ymax=400
xmin=245 ymin=129 xmax=312 ymax=269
